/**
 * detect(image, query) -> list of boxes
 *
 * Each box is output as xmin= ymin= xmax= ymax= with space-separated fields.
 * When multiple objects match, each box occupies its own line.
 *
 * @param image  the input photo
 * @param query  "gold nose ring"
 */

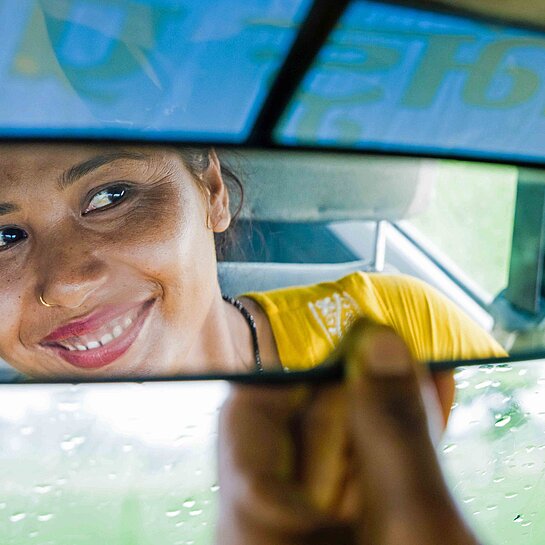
xmin=39 ymin=294 xmax=55 ymax=308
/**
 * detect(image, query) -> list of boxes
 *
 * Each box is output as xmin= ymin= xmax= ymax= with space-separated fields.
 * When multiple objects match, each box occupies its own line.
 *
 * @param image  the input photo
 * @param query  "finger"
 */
xmin=344 ymin=321 xmax=476 ymax=545
xmin=298 ymin=385 xmax=351 ymax=514
xmin=217 ymin=385 xmax=341 ymax=544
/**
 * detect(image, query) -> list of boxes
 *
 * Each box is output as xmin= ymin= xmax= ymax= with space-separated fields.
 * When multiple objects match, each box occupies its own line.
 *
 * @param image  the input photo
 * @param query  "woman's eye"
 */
xmin=84 ymin=184 xmax=129 ymax=214
xmin=0 ymin=227 xmax=27 ymax=251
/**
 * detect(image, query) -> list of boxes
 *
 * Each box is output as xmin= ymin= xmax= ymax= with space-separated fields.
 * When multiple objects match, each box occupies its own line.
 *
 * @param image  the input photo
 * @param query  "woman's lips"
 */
xmin=41 ymin=299 xmax=155 ymax=370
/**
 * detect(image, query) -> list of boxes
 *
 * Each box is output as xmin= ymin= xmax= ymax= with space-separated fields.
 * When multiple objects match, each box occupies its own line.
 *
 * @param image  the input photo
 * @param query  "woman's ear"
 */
xmin=204 ymin=149 xmax=231 ymax=233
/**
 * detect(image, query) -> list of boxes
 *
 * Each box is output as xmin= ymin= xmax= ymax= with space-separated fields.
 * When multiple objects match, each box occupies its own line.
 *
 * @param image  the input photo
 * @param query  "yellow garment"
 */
xmin=245 ymin=272 xmax=506 ymax=370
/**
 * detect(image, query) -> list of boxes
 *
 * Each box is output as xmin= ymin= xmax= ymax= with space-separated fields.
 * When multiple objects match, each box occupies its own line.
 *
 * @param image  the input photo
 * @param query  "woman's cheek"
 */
xmin=0 ymin=274 xmax=34 ymax=366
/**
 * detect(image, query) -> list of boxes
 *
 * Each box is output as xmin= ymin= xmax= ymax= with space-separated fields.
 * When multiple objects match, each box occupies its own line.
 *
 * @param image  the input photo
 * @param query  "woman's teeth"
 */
xmin=57 ymin=316 xmax=135 ymax=352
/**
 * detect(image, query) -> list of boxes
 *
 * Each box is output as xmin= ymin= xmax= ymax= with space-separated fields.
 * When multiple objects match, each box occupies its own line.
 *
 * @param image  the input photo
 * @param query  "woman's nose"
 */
xmin=38 ymin=246 xmax=108 ymax=310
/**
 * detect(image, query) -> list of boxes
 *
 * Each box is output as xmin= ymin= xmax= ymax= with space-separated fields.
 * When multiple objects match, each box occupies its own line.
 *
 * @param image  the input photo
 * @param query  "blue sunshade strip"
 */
xmin=0 ymin=0 xmax=312 ymax=141
xmin=276 ymin=0 xmax=545 ymax=163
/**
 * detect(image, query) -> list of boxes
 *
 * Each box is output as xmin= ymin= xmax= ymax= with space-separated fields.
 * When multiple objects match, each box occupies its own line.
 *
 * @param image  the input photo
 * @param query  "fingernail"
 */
xmin=348 ymin=327 xmax=412 ymax=379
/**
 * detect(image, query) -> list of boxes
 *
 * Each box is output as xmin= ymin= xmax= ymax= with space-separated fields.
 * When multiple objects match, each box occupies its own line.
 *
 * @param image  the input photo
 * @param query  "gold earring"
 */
xmin=39 ymin=294 xmax=55 ymax=308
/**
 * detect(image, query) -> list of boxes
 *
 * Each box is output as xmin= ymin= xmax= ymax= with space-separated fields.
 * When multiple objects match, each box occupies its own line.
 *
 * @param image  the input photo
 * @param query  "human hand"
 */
xmin=216 ymin=319 xmax=480 ymax=545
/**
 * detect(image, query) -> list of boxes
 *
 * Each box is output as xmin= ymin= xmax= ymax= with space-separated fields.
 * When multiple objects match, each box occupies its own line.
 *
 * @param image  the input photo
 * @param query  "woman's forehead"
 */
xmin=0 ymin=144 xmax=179 ymax=188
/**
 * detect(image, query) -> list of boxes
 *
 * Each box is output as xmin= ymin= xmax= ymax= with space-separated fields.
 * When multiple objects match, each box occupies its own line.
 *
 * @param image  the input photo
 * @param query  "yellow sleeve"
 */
xmin=347 ymin=273 xmax=507 ymax=362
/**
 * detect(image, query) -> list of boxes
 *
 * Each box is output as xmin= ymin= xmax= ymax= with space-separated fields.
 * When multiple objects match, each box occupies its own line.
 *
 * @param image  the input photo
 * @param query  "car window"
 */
xmin=441 ymin=359 xmax=545 ymax=545
xmin=0 ymin=0 xmax=311 ymax=140
xmin=403 ymin=160 xmax=518 ymax=302
xmin=2 ymin=362 xmax=545 ymax=545
xmin=0 ymin=382 xmax=228 ymax=544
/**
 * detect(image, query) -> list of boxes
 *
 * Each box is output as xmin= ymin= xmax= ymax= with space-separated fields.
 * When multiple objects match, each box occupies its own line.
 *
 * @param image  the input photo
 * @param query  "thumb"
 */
xmin=344 ymin=321 xmax=464 ymax=545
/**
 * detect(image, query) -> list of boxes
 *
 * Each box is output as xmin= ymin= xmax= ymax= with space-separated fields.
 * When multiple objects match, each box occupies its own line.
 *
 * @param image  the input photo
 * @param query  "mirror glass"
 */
xmin=2 ymin=360 xmax=545 ymax=544
xmin=0 ymin=143 xmax=542 ymax=382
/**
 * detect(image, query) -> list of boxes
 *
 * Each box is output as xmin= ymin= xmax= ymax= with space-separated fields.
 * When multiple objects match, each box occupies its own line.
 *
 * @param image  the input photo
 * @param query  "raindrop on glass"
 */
xmin=166 ymin=510 xmax=181 ymax=518
xmin=183 ymin=500 xmax=196 ymax=509
xmin=37 ymin=514 xmax=54 ymax=522
xmin=495 ymin=415 xmax=511 ymax=427
xmin=33 ymin=484 xmax=53 ymax=494
xmin=10 ymin=512 xmax=26 ymax=522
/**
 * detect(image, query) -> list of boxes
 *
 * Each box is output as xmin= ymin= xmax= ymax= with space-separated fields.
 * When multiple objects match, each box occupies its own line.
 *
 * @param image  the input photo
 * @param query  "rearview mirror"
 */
xmin=0 ymin=142 xmax=541 ymax=383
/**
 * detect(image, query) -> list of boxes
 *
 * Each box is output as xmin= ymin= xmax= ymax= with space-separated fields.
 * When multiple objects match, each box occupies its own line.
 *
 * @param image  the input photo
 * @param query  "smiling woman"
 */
xmin=0 ymin=144 xmax=273 ymax=380
xmin=0 ymin=144 xmax=506 ymax=416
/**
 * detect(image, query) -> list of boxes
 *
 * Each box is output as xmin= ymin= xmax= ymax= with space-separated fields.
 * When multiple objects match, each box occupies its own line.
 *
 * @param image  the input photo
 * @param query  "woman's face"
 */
xmin=0 ymin=144 xmax=230 ymax=379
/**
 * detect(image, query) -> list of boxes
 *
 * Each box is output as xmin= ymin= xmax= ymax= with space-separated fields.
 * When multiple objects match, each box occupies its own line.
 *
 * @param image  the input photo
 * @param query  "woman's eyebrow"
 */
xmin=59 ymin=151 xmax=150 ymax=190
xmin=0 ymin=202 xmax=17 ymax=216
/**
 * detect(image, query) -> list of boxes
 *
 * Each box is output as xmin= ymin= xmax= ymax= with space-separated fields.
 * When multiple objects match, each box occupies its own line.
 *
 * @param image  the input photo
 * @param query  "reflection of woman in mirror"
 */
xmin=0 ymin=145 xmax=504 ymax=413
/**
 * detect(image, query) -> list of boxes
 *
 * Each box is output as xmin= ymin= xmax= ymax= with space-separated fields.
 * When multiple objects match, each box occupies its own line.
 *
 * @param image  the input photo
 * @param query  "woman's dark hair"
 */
xmin=177 ymin=147 xmax=246 ymax=260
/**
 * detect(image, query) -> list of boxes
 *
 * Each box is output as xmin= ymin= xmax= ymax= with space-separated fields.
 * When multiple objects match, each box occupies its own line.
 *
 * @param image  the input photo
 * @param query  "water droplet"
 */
xmin=505 ymin=492 xmax=518 ymax=499
xmin=37 ymin=514 xmax=54 ymax=522
xmin=514 ymin=514 xmax=523 ymax=522
xmin=122 ymin=444 xmax=133 ymax=453
xmin=189 ymin=509 xmax=203 ymax=517
xmin=442 ymin=444 xmax=457 ymax=454
xmin=33 ymin=484 xmax=53 ymax=494
xmin=522 ymin=521 xmax=532 ymax=527
xmin=456 ymin=381 xmax=469 ymax=390
xmin=60 ymin=436 xmax=85 ymax=452
xmin=486 ymin=505 xmax=498 ymax=511
xmin=10 ymin=512 xmax=26 ymax=522
xmin=523 ymin=462 xmax=535 ymax=468
xmin=495 ymin=415 xmax=511 ymax=427
xmin=475 ymin=380 xmax=492 ymax=390
xmin=519 ymin=369 xmax=528 ymax=376
xmin=463 ymin=496 xmax=476 ymax=503
xmin=29 ymin=531 xmax=38 ymax=538
xmin=526 ymin=446 xmax=535 ymax=453
xmin=210 ymin=485 xmax=220 ymax=492
xmin=166 ymin=510 xmax=181 ymax=518
xmin=524 ymin=484 xmax=533 ymax=490
xmin=183 ymin=500 xmax=196 ymax=509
